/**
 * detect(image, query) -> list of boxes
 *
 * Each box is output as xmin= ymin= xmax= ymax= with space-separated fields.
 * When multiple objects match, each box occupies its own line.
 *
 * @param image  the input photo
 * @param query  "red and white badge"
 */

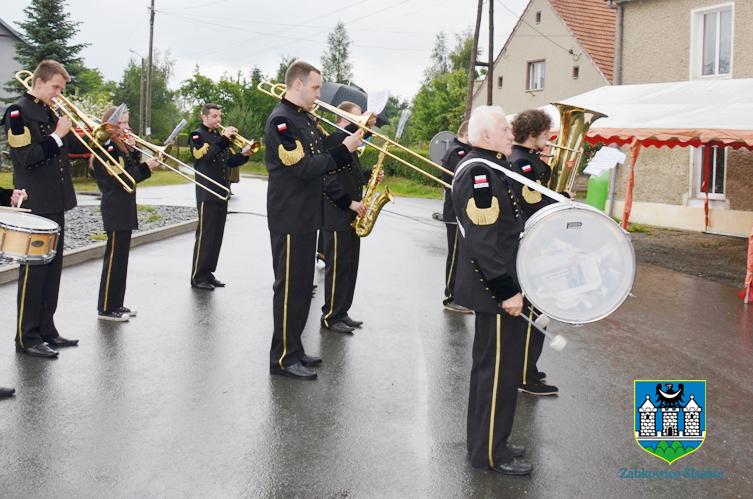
xmin=192 ymin=134 xmax=200 ymax=141
xmin=458 ymin=150 xmax=466 ymax=156
xmin=107 ymin=145 xmax=114 ymax=152
xmin=521 ymin=164 xmax=533 ymax=173
xmin=276 ymin=122 xmax=288 ymax=133
xmin=473 ymin=175 xmax=489 ymax=188
xmin=10 ymin=110 xmax=20 ymax=118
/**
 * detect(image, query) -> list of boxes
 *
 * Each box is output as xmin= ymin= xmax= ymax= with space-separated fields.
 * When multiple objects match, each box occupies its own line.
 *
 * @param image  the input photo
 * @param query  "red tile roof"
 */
xmin=550 ymin=0 xmax=616 ymax=82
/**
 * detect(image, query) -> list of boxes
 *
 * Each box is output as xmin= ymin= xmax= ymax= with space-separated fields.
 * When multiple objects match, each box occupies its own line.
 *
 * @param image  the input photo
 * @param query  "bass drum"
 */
xmin=516 ymin=202 xmax=635 ymax=324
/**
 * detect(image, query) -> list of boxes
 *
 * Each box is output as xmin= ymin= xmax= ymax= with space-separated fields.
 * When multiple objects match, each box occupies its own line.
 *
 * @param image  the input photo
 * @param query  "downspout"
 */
xmin=608 ymin=0 xmax=624 ymax=218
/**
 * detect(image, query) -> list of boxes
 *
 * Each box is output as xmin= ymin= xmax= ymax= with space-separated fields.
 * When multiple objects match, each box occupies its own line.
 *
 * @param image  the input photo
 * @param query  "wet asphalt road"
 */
xmin=1 ymin=177 xmax=751 ymax=497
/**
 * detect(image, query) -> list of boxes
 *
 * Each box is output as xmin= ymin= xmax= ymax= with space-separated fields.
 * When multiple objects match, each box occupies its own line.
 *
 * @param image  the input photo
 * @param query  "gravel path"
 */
xmin=63 ymin=205 xmax=197 ymax=251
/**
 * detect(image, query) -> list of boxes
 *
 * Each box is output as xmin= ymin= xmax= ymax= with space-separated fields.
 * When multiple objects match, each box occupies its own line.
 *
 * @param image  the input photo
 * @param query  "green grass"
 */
xmin=137 ymin=204 xmax=161 ymax=223
xmin=381 ymin=176 xmax=443 ymax=199
xmin=240 ymin=161 xmax=267 ymax=176
xmin=90 ymin=231 xmax=107 ymax=241
xmin=2 ymin=170 xmax=190 ymax=194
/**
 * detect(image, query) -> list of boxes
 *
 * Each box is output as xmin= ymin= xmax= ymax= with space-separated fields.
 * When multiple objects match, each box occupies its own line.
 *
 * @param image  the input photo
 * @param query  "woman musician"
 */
xmin=92 ymin=105 xmax=158 ymax=322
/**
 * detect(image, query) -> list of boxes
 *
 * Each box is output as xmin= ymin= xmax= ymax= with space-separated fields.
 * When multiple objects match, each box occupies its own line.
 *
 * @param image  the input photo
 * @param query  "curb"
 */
xmin=0 ymin=218 xmax=198 ymax=285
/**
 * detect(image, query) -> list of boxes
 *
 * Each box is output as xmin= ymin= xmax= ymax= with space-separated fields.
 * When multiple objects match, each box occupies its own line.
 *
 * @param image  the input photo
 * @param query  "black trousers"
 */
xmin=97 ymin=230 xmax=132 ymax=313
xmin=522 ymin=307 xmax=545 ymax=384
xmin=269 ymin=231 xmax=316 ymax=369
xmin=467 ymin=311 xmax=527 ymax=469
xmin=191 ymin=201 xmax=227 ymax=284
xmin=443 ymin=223 xmax=459 ymax=305
xmin=320 ymin=229 xmax=360 ymax=326
xmin=16 ymin=212 xmax=64 ymax=348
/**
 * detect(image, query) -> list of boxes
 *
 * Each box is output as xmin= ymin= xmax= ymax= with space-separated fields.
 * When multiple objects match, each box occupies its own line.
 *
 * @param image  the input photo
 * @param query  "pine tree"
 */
xmin=4 ymin=0 xmax=89 ymax=97
xmin=321 ymin=21 xmax=353 ymax=84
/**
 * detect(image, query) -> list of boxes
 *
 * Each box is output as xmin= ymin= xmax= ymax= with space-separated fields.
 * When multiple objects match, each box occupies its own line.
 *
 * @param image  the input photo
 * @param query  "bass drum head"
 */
xmin=516 ymin=202 xmax=635 ymax=324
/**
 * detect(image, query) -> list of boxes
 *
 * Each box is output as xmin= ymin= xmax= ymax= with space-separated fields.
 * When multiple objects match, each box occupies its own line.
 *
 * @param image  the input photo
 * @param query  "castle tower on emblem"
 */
xmin=661 ymin=407 xmax=679 ymax=436
xmin=638 ymin=395 xmax=658 ymax=437
xmin=683 ymin=395 xmax=702 ymax=437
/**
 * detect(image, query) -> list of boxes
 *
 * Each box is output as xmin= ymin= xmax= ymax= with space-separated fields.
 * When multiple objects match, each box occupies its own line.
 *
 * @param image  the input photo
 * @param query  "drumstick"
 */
xmin=520 ymin=305 xmax=567 ymax=351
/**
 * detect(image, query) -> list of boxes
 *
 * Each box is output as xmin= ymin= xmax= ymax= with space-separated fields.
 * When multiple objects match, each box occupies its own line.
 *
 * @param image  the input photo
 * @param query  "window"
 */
xmin=691 ymin=4 xmax=733 ymax=78
xmin=527 ymin=60 xmax=545 ymax=91
xmin=535 ymin=11 xmax=542 ymax=24
xmin=497 ymin=76 xmax=503 ymax=88
xmin=693 ymin=145 xmax=727 ymax=199
xmin=572 ymin=66 xmax=580 ymax=79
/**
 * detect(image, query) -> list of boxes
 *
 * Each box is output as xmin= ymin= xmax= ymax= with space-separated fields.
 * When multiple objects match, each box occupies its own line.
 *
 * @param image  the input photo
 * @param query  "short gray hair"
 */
xmin=468 ymin=105 xmax=507 ymax=145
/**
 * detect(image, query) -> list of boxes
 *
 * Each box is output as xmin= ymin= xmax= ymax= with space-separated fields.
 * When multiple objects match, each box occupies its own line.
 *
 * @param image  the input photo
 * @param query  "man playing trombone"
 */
xmin=2 ymin=60 xmax=82 ymax=358
xmin=189 ymin=104 xmax=252 ymax=291
xmin=264 ymin=60 xmax=363 ymax=380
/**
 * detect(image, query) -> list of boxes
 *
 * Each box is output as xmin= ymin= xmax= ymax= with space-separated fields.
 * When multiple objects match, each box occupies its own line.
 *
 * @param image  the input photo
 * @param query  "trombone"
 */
xmin=15 ymin=70 xmax=137 ymax=193
xmin=257 ymin=81 xmax=453 ymax=188
xmin=120 ymin=129 xmax=233 ymax=201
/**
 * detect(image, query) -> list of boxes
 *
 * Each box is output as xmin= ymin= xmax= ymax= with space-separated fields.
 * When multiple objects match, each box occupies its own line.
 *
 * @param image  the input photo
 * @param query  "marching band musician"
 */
xmin=451 ymin=105 xmax=532 ymax=476
xmin=320 ymin=101 xmax=380 ymax=335
xmin=264 ymin=60 xmax=363 ymax=380
xmin=440 ymin=120 xmax=472 ymax=314
xmin=188 ymin=104 xmax=253 ymax=291
xmin=92 ymin=106 xmax=159 ymax=322
xmin=2 ymin=60 xmax=82 ymax=359
xmin=508 ymin=109 xmax=559 ymax=396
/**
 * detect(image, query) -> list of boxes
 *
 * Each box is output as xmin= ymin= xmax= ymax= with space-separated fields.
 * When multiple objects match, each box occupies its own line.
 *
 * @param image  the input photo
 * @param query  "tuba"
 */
xmin=546 ymin=103 xmax=607 ymax=195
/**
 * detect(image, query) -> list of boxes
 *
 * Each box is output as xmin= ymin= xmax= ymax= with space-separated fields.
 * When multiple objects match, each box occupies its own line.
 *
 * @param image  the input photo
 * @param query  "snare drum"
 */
xmin=516 ymin=202 xmax=635 ymax=324
xmin=0 ymin=211 xmax=61 ymax=265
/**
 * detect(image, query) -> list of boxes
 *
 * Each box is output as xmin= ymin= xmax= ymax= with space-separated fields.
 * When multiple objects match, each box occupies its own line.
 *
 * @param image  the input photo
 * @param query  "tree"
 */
xmin=275 ymin=55 xmax=297 ymax=83
xmin=424 ymin=32 xmax=449 ymax=82
xmin=449 ymin=31 xmax=478 ymax=75
xmin=409 ymin=69 xmax=467 ymax=143
xmin=113 ymin=52 xmax=180 ymax=143
xmin=321 ymin=21 xmax=353 ymax=83
xmin=4 ymin=0 xmax=89 ymax=97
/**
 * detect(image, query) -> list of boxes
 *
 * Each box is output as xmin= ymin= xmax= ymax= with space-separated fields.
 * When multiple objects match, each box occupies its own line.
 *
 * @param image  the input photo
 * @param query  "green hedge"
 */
xmin=358 ymin=145 xmax=443 ymax=187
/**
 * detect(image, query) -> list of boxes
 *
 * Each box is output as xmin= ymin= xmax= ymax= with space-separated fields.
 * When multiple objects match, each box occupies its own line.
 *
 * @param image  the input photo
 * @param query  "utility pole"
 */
xmin=464 ymin=0 xmax=483 ymax=120
xmin=465 ymin=0 xmax=496 ymax=117
xmin=129 ymin=49 xmax=146 ymax=136
xmin=145 ymin=0 xmax=155 ymax=139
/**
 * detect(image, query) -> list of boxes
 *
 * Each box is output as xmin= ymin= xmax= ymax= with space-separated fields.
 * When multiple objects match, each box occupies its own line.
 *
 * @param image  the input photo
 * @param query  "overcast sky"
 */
xmin=3 ymin=0 xmax=530 ymax=99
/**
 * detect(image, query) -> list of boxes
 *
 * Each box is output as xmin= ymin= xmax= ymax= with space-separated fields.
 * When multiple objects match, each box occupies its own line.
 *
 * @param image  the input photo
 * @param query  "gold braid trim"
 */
xmin=522 ymin=181 xmax=543 ymax=204
xmin=7 ymin=127 xmax=32 ymax=148
xmin=466 ymin=196 xmax=500 ymax=225
xmin=192 ymin=142 xmax=210 ymax=159
xmin=278 ymin=140 xmax=305 ymax=166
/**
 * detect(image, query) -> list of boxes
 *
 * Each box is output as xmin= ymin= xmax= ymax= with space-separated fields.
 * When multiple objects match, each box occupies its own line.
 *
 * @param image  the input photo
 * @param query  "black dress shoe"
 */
xmin=46 ymin=336 xmax=79 ymax=348
xmin=0 ymin=386 xmax=15 ymax=398
xmin=507 ymin=443 xmax=526 ymax=458
xmin=519 ymin=382 xmax=559 ymax=396
xmin=342 ymin=315 xmax=363 ymax=328
xmin=492 ymin=458 xmax=533 ymax=475
xmin=208 ymin=276 xmax=226 ymax=287
xmin=536 ymin=371 xmax=546 ymax=381
xmin=191 ymin=281 xmax=215 ymax=291
xmin=270 ymin=362 xmax=317 ymax=380
xmin=300 ymin=354 xmax=322 ymax=367
xmin=16 ymin=343 xmax=58 ymax=358
xmin=323 ymin=321 xmax=355 ymax=334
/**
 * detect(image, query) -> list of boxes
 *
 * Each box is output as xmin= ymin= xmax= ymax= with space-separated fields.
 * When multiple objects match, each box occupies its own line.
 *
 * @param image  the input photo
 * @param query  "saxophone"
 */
xmin=352 ymin=143 xmax=393 ymax=237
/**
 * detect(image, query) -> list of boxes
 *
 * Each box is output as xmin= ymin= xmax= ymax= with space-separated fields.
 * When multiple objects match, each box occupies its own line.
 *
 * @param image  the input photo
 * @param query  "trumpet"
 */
xmin=120 ymin=129 xmax=232 ymax=201
xmin=217 ymin=125 xmax=261 ymax=155
xmin=257 ymin=81 xmax=453 ymax=188
xmin=15 ymin=70 xmax=137 ymax=193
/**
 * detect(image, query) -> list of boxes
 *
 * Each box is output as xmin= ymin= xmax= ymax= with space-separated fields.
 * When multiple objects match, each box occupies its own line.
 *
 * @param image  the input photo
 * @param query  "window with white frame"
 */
xmin=693 ymin=145 xmax=727 ymax=199
xmin=691 ymin=4 xmax=733 ymax=78
xmin=527 ymin=60 xmax=545 ymax=91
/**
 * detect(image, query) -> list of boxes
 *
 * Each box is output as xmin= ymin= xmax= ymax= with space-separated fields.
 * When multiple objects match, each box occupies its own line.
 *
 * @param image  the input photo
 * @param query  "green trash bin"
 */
xmin=585 ymin=169 xmax=610 ymax=212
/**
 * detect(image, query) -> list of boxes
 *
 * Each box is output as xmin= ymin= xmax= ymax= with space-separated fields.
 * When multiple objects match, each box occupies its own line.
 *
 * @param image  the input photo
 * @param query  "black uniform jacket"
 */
xmin=0 ymin=187 xmax=12 ymax=206
xmin=92 ymin=141 xmax=152 ymax=231
xmin=189 ymin=125 xmax=249 ymax=204
xmin=507 ymin=144 xmax=556 ymax=219
xmin=451 ymin=147 xmax=526 ymax=314
xmin=2 ymin=92 xmax=84 ymax=214
xmin=321 ymin=127 xmax=368 ymax=231
xmin=264 ymin=98 xmax=352 ymax=234
xmin=441 ymin=137 xmax=471 ymax=223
